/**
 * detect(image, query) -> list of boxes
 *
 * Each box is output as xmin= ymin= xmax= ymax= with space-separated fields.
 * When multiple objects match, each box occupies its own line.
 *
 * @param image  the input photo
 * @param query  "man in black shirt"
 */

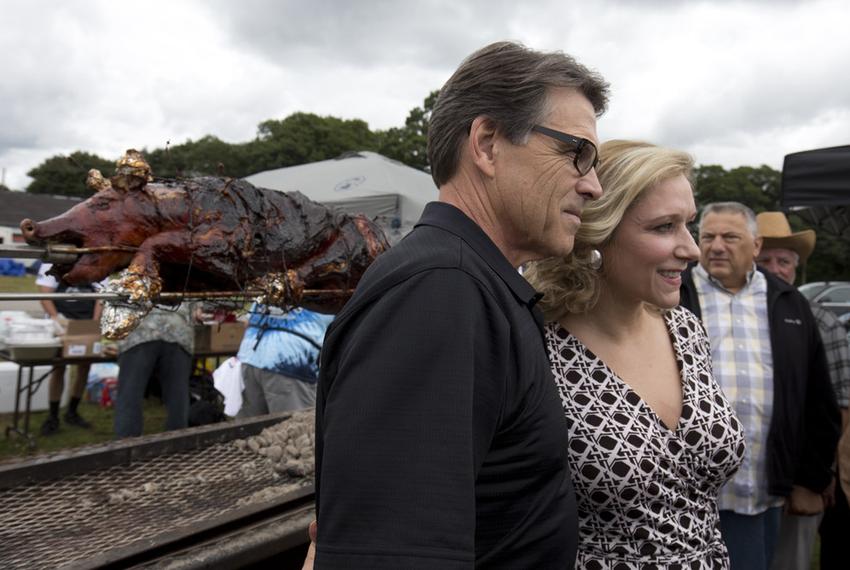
xmin=314 ymin=41 xmax=609 ymax=568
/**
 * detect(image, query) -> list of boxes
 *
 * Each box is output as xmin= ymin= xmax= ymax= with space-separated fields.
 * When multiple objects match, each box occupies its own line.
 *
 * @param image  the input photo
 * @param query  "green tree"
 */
xmin=26 ymin=151 xmax=115 ymax=197
xmin=144 ymin=135 xmax=252 ymax=179
xmin=252 ymin=112 xmax=378 ymax=171
xmin=789 ymin=214 xmax=850 ymax=282
xmin=376 ymin=90 xmax=438 ymax=171
xmin=692 ymin=164 xmax=781 ymax=211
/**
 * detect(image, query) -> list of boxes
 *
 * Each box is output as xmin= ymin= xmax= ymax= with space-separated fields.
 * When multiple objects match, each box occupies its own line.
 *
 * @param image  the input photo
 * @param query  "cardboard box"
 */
xmin=193 ymin=324 xmax=211 ymax=352
xmin=62 ymin=319 xmax=104 ymax=358
xmin=208 ymin=322 xmax=245 ymax=353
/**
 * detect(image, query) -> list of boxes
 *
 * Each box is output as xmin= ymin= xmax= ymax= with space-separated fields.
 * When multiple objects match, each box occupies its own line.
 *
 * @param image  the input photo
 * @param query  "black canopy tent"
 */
xmin=781 ymin=144 xmax=850 ymax=239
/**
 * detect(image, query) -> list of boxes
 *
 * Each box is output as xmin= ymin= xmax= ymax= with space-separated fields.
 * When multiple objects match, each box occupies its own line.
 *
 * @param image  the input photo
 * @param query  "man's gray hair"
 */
xmin=427 ymin=41 xmax=609 ymax=187
xmin=699 ymin=202 xmax=759 ymax=236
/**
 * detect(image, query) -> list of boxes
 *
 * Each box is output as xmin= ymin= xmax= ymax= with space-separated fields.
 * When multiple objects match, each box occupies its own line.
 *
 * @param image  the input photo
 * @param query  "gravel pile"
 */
xmin=233 ymin=409 xmax=315 ymax=478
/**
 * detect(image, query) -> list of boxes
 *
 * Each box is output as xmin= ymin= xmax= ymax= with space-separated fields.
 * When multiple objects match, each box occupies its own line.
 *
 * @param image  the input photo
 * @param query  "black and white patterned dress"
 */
xmin=546 ymin=306 xmax=745 ymax=569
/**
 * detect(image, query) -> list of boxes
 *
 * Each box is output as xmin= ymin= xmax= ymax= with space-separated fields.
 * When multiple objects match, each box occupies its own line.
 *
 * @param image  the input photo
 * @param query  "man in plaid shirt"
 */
xmin=680 ymin=202 xmax=840 ymax=570
xmin=755 ymin=211 xmax=849 ymax=570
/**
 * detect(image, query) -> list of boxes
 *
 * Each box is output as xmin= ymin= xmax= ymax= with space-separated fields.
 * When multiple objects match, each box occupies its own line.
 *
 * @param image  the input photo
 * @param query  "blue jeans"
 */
xmin=719 ymin=507 xmax=783 ymax=570
xmin=115 ymin=341 xmax=191 ymax=438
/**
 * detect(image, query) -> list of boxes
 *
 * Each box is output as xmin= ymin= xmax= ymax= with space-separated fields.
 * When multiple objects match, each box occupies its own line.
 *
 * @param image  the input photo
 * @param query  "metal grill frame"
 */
xmin=0 ymin=411 xmax=315 ymax=569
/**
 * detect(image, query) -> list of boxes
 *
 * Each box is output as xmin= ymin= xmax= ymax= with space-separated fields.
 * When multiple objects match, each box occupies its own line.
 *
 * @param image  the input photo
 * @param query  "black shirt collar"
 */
xmin=415 ymin=202 xmax=543 ymax=309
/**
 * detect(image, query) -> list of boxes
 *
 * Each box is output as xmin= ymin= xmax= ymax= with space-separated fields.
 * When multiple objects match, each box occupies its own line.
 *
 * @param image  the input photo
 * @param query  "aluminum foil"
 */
xmin=251 ymin=270 xmax=302 ymax=309
xmin=100 ymin=269 xmax=158 ymax=339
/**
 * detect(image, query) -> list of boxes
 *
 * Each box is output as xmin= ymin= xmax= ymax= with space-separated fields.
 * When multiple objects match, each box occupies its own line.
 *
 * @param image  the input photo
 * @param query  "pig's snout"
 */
xmin=19 ymin=219 xmax=40 ymax=243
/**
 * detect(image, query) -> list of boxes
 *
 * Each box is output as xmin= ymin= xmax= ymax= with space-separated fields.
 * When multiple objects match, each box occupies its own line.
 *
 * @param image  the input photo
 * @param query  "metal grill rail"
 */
xmin=0 ymin=412 xmax=314 ymax=569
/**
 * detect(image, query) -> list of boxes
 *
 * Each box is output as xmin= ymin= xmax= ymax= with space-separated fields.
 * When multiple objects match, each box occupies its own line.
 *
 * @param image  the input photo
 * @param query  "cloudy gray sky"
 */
xmin=2 ymin=0 xmax=848 ymax=191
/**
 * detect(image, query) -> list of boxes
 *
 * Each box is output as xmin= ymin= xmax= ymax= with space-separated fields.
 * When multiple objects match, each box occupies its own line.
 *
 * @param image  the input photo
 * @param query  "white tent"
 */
xmin=245 ymin=151 xmax=437 ymax=242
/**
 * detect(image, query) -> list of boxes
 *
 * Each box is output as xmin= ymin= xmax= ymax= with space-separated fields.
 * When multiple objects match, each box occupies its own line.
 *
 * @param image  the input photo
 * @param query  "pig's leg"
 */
xmin=292 ymin=217 xmax=374 ymax=290
xmin=120 ymin=229 xmax=244 ymax=298
xmin=286 ymin=216 xmax=388 ymax=313
xmin=63 ymin=251 xmax=135 ymax=286
xmin=255 ymin=222 xmax=360 ymax=314
xmin=111 ymin=231 xmax=195 ymax=303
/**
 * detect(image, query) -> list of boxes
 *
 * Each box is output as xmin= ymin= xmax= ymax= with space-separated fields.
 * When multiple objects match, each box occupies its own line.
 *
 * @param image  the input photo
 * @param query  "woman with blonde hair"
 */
xmin=525 ymin=140 xmax=745 ymax=568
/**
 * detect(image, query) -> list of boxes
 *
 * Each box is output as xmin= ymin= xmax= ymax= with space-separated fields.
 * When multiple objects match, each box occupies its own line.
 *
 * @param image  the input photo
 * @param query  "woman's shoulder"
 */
xmin=543 ymin=320 xmax=570 ymax=342
xmin=667 ymin=305 xmax=710 ymax=350
xmin=544 ymin=320 xmax=589 ymax=357
xmin=667 ymin=305 xmax=703 ymax=328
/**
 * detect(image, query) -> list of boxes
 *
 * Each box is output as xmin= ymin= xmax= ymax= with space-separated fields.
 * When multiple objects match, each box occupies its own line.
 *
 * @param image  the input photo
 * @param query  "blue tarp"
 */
xmin=0 ymin=259 xmax=26 ymax=276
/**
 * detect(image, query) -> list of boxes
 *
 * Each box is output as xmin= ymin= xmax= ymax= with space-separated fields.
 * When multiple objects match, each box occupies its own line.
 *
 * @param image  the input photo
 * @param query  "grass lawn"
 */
xmin=0 ymin=274 xmax=40 ymax=315
xmin=0 ymin=274 xmax=38 ymax=293
xmin=0 ymin=397 xmax=170 ymax=461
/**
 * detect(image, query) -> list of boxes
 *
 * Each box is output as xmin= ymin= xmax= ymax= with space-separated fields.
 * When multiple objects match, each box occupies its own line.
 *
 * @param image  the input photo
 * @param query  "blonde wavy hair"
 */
xmin=524 ymin=140 xmax=694 ymax=322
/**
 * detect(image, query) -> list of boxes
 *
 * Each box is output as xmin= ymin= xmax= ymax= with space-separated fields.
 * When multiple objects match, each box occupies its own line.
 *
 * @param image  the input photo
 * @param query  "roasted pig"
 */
xmin=20 ymin=150 xmax=389 ymax=338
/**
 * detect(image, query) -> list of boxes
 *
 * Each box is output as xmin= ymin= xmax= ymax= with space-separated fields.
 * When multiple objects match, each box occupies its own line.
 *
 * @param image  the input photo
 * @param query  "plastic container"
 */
xmin=4 ymin=340 xmax=62 ymax=360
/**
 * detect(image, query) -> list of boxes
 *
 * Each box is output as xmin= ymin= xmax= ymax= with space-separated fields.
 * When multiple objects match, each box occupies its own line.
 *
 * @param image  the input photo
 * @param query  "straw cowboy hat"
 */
xmin=756 ymin=211 xmax=816 ymax=263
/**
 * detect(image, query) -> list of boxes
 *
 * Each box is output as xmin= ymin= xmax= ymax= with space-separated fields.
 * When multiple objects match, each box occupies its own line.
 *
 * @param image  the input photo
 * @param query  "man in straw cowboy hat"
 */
xmin=755 ymin=211 xmax=815 ymax=285
xmin=679 ymin=202 xmax=840 ymax=569
xmin=756 ymin=211 xmax=850 ymax=570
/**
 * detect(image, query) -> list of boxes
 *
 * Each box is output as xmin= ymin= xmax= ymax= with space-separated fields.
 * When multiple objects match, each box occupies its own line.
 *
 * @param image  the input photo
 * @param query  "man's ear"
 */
xmin=468 ymin=116 xmax=498 ymax=179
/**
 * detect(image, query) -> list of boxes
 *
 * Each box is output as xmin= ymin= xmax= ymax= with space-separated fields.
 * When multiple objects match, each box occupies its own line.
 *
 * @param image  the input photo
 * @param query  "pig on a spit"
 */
xmin=19 ymin=150 xmax=389 ymax=338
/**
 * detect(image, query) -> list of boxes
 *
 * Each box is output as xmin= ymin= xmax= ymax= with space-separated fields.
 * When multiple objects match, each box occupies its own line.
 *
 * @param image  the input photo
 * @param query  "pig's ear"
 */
xmin=87 ymin=169 xmax=113 ymax=193
xmin=112 ymin=149 xmax=153 ymax=191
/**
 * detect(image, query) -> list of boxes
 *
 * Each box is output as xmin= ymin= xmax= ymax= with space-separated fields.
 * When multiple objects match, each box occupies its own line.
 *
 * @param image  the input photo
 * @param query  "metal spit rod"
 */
xmin=0 ymin=243 xmax=135 ymax=264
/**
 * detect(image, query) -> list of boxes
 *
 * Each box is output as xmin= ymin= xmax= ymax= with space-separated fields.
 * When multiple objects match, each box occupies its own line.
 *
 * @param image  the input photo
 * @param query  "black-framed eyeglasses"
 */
xmin=531 ymin=125 xmax=599 ymax=176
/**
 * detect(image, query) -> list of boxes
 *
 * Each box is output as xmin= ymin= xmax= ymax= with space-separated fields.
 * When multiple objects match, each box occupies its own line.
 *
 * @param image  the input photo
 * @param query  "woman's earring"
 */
xmin=589 ymin=249 xmax=603 ymax=270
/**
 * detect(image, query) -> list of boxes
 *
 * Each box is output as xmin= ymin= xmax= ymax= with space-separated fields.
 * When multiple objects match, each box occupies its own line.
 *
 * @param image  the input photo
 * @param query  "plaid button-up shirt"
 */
xmin=694 ymin=264 xmax=784 ymax=515
xmin=810 ymin=303 xmax=850 ymax=409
